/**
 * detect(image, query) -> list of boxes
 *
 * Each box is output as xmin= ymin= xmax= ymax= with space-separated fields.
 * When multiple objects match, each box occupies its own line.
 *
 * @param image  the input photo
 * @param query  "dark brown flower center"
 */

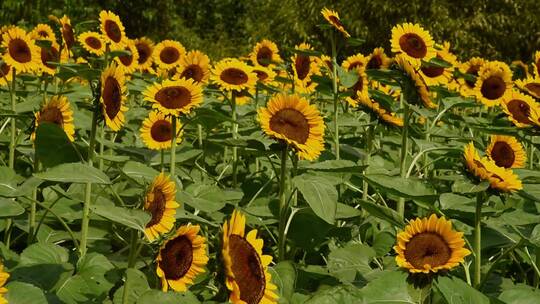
xmin=490 ymin=141 xmax=515 ymax=168
xmin=0 ymin=62 xmax=10 ymax=76
xmin=102 ymin=76 xmax=122 ymax=119
xmin=328 ymin=15 xmax=344 ymax=28
xmin=473 ymin=159 xmax=486 ymax=170
xmin=62 ymin=23 xmax=74 ymax=49
xmin=347 ymin=61 xmax=363 ymax=71
xmin=220 ymin=68 xmax=248 ymax=85
xmin=159 ymin=235 xmax=193 ymax=280
xmin=367 ymin=55 xmax=382 ymax=70
xmin=9 ymin=38 xmax=32 ymax=63
xmin=524 ymin=83 xmax=540 ymax=98
xmin=136 ymin=42 xmax=151 ymax=64
xmin=155 ymin=86 xmax=191 ymax=109
xmin=256 ymin=46 xmax=273 ymax=67
xmin=295 ymin=55 xmax=311 ymax=80
xmin=399 ymin=33 xmax=427 ymax=58
xmin=40 ymin=46 xmax=59 ymax=69
xmin=269 ymin=108 xmax=310 ymax=144
xmin=180 ymin=64 xmax=204 ymax=82
xmin=105 ymin=20 xmax=122 ymax=43
xmin=119 ymin=47 xmax=133 ymax=67
xmin=481 ymin=76 xmax=506 ymax=100
xmin=228 ymin=234 xmax=266 ymax=304
xmin=146 ymin=187 xmax=167 ymax=227
xmin=506 ymin=100 xmax=531 ymax=124
xmin=254 ymin=70 xmax=268 ymax=81
xmin=404 ymin=232 xmax=451 ymax=269
xmin=421 ymin=56 xmax=445 ymax=78
xmin=39 ymin=106 xmax=63 ymax=126
xmin=38 ymin=30 xmax=49 ymax=38
xmin=150 ymin=119 xmax=172 ymax=142
xmin=352 ymin=74 xmax=365 ymax=98
xmin=85 ymin=36 xmax=102 ymax=50
xmin=160 ymin=46 xmax=180 ymax=64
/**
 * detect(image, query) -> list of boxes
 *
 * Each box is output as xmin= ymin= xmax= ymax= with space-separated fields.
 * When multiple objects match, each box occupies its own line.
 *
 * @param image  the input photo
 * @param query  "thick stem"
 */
xmin=28 ymin=155 xmax=39 ymax=244
xmin=474 ymin=192 xmax=484 ymax=288
xmin=8 ymin=69 xmax=16 ymax=169
xmin=160 ymin=149 xmax=165 ymax=172
xmin=98 ymin=125 xmax=105 ymax=170
xmin=197 ymin=124 xmax=203 ymax=148
xmin=122 ymin=230 xmax=139 ymax=304
xmin=231 ymin=93 xmax=238 ymax=187
xmin=331 ymin=34 xmax=340 ymax=160
xmin=362 ymin=116 xmax=375 ymax=200
xmin=170 ymin=116 xmax=177 ymax=178
xmin=397 ymin=95 xmax=409 ymax=218
xmin=278 ymin=146 xmax=289 ymax=260
xmin=529 ymin=137 xmax=535 ymax=170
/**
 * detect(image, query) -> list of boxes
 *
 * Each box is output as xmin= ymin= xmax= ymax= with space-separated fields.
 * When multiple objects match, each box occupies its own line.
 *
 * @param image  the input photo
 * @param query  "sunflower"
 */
xmin=0 ymin=262 xmax=9 ymax=304
xmin=486 ymin=135 xmax=526 ymax=169
xmin=342 ymin=53 xmax=368 ymax=72
xmin=345 ymin=66 xmax=369 ymax=106
xmin=100 ymin=63 xmax=128 ymax=131
xmin=291 ymin=43 xmax=321 ymax=93
xmin=177 ymin=50 xmax=210 ymax=83
xmin=153 ymin=40 xmax=186 ymax=70
xmin=321 ymin=7 xmax=350 ymax=38
xmin=501 ymin=90 xmax=539 ymax=127
xmin=211 ymin=58 xmax=257 ymax=92
xmin=390 ymin=23 xmax=436 ymax=67
xmin=366 ymin=47 xmax=391 ymax=70
xmin=252 ymin=65 xmax=277 ymax=86
xmin=249 ymin=39 xmax=282 ymax=67
xmin=511 ymin=60 xmax=529 ymax=80
xmin=474 ymin=61 xmax=513 ymax=107
xmin=0 ymin=62 xmax=14 ymax=86
xmin=232 ymin=89 xmax=255 ymax=106
xmin=78 ymin=32 xmax=106 ymax=56
xmin=134 ymin=37 xmax=154 ymax=71
xmin=29 ymin=24 xmax=56 ymax=42
xmin=394 ymin=214 xmax=471 ymax=274
xmin=515 ymin=77 xmax=540 ymax=99
xmin=115 ymin=40 xmax=139 ymax=74
xmin=32 ymin=95 xmax=75 ymax=141
xmin=319 ymin=55 xmax=333 ymax=72
xmin=458 ymin=57 xmax=486 ymax=97
xmin=38 ymin=41 xmax=61 ymax=75
xmin=143 ymin=78 xmax=203 ymax=116
xmin=464 ymin=142 xmax=490 ymax=181
xmin=354 ymin=96 xmax=403 ymax=127
xmin=482 ymin=159 xmax=523 ymax=192
xmin=144 ymin=173 xmax=180 ymax=241
xmin=529 ymin=105 xmax=540 ymax=128
xmin=222 ymin=210 xmax=279 ymax=304
xmin=99 ymin=10 xmax=127 ymax=49
xmin=395 ymin=55 xmax=436 ymax=109
xmin=1 ymin=27 xmax=41 ymax=73
xmin=533 ymin=51 xmax=540 ymax=79
xmin=156 ymin=224 xmax=208 ymax=292
xmin=419 ymin=43 xmax=457 ymax=86
xmin=58 ymin=15 xmax=75 ymax=50
xmin=258 ymin=94 xmax=325 ymax=160
xmin=140 ymin=111 xmax=182 ymax=150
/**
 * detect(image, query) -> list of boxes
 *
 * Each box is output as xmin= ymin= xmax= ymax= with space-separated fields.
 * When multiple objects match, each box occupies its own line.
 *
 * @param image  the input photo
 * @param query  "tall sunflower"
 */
xmin=458 ymin=57 xmax=486 ymax=97
xmin=99 ymin=10 xmax=127 ymax=49
xmin=30 ymin=24 xmax=56 ymax=42
xmin=366 ymin=47 xmax=391 ymax=70
xmin=1 ymin=27 xmax=41 ymax=73
xmin=156 ymin=224 xmax=208 ymax=292
xmin=134 ymin=37 xmax=154 ymax=71
xmin=258 ymin=94 xmax=325 ymax=161
xmin=464 ymin=142 xmax=490 ymax=181
xmin=78 ymin=32 xmax=106 ymax=56
xmin=144 ymin=173 xmax=180 ymax=241
xmin=353 ymin=96 xmax=403 ymax=127
xmin=249 ymin=39 xmax=282 ymax=67
xmin=474 ymin=61 xmax=513 ymax=107
xmin=515 ymin=77 xmax=540 ymax=99
xmin=211 ymin=58 xmax=257 ymax=92
xmin=0 ymin=262 xmax=9 ymax=304
xmin=500 ymin=90 xmax=539 ymax=128
xmin=177 ymin=50 xmax=210 ymax=84
xmin=321 ymin=8 xmax=350 ymax=38
xmin=140 ymin=111 xmax=182 ymax=150
xmin=38 ymin=41 xmax=61 ymax=75
xmin=419 ymin=42 xmax=457 ymax=86
xmin=58 ymin=15 xmax=75 ymax=50
xmin=222 ymin=210 xmax=279 ymax=304
xmin=394 ymin=214 xmax=471 ymax=274
xmin=32 ymin=95 xmax=75 ymax=141
xmin=486 ymin=135 xmax=526 ymax=169
xmin=153 ymin=40 xmax=186 ymax=70
xmin=395 ymin=55 xmax=437 ymax=109
xmin=143 ymin=78 xmax=203 ymax=116
xmin=100 ymin=63 xmax=128 ymax=131
xmin=390 ymin=23 xmax=436 ymax=67
xmin=115 ymin=40 xmax=139 ymax=74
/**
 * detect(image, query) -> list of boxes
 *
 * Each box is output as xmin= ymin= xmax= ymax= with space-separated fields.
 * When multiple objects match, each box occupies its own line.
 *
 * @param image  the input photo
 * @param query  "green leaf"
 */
xmin=499 ymin=284 xmax=540 ymax=303
xmin=122 ymin=161 xmax=159 ymax=183
xmin=293 ymin=174 xmax=338 ymax=224
xmin=0 ymin=166 xmax=20 ymax=196
xmin=113 ymin=268 xmax=150 ymax=304
xmin=178 ymin=184 xmax=229 ymax=213
xmin=364 ymin=174 xmax=436 ymax=198
xmin=373 ymin=231 xmax=395 ymax=256
xmin=35 ymin=163 xmax=111 ymax=184
xmin=435 ymin=276 xmax=489 ymax=304
xmin=327 ymin=243 xmax=375 ymax=283
xmin=452 ymin=179 xmax=490 ymax=194
xmin=136 ymin=290 xmax=201 ymax=304
xmin=5 ymin=282 xmax=48 ymax=304
xmin=360 ymin=271 xmax=417 ymax=303
xmin=347 ymin=37 xmax=366 ymax=47
xmin=0 ymin=197 xmax=25 ymax=217
xmin=35 ymin=122 xmax=81 ymax=169
xmin=336 ymin=65 xmax=359 ymax=88
xmin=303 ymin=160 xmax=364 ymax=173
xmin=91 ymin=200 xmax=150 ymax=232
xmin=272 ymin=261 xmax=296 ymax=301
xmin=305 ymin=285 xmax=364 ymax=303
xmin=358 ymin=199 xmax=405 ymax=228
xmin=20 ymin=242 xmax=69 ymax=265
xmin=336 ymin=203 xmax=361 ymax=219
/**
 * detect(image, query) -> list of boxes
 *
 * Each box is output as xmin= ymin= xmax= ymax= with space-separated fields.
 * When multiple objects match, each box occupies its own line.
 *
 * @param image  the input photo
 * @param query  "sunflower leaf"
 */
xmin=293 ymin=174 xmax=337 ymax=224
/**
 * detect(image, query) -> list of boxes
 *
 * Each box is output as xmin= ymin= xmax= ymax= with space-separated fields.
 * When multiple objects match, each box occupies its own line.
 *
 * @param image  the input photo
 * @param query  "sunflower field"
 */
xmin=1 ymin=6 xmax=540 ymax=304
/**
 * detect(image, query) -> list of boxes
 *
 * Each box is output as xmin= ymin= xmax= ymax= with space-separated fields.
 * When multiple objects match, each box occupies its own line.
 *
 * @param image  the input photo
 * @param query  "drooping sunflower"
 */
xmin=0 ymin=262 xmax=9 ymax=304
xmin=0 ymin=62 xmax=14 ymax=86
xmin=38 ymin=41 xmax=61 ymax=75
xmin=458 ymin=57 xmax=486 ymax=97
xmin=140 ymin=111 xmax=182 ymax=150
xmin=1 ymin=27 xmax=41 ymax=73
xmin=211 ymin=58 xmax=257 ymax=92
xmin=515 ymin=77 xmax=540 ymax=99
xmin=114 ymin=40 xmax=139 ymax=74
xmin=342 ymin=53 xmax=369 ymax=72
xmin=156 ymin=224 xmax=208 ymax=292
xmin=100 ymin=63 xmax=128 ymax=131
xmin=134 ymin=37 xmax=154 ymax=71
xmin=533 ymin=51 xmax=540 ymax=78
xmin=252 ymin=65 xmax=277 ymax=86
xmin=143 ymin=78 xmax=203 ymax=116
xmin=249 ymin=39 xmax=282 ymax=67
xmin=177 ymin=50 xmax=211 ymax=84
xmin=58 ymin=15 xmax=75 ymax=50
xmin=354 ymin=96 xmax=403 ymax=127
xmin=394 ymin=214 xmax=471 ymax=274
xmin=395 ymin=55 xmax=437 ymax=109
xmin=232 ymin=89 xmax=255 ymax=106
xmin=78 ymin=31 xmax=106 ymax=56
xmin=321 ymin=7 xmax=350 ymax=38
xmin=511 ymin=60 xmax=529 ymax=80
xmin=99 ymin=10 xmax=127 ymax=49
xmin=390 ymin=23 xmax=436 ymax=67
xmin=32 ymin=95 xmax=75 ymax=141
xmin=474 ymin=61 xmax=513 ymax=107
xmin=419 ymin=42 xmax=457 ymax=86
xmin=222 ymin=210 xmax=279 ymax=304
xmin=29 ymin=24 xmax=56 ymax=42
xmin=144 ymin=173 xmax=180 ymax=241
xmin=366 ymin=47 xmax=391 ymax=70
xmin=258 ymin=94 xmax=325 ymax=161
xmin=501 ymin=90 xmax=539 ymax=127
xmin=153 ymin=40 xmax=186 ymax=70
xmin=486 ymin=135 xmax=526 ymax=169
xmin=464 ymin=142 xmax=491 ymax=181
xmin=482 ymin=159 xmax=523 ymax=192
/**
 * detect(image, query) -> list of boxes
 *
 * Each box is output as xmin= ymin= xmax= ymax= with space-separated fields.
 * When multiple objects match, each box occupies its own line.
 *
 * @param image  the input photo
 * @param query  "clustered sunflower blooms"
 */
xmin=37 ymin=40 xmax=61 ymax=75
xmin=1 ymin=27 xmax=41 ymax=73
xmin=418 ymin=42 xmax=457 ymax=87
xmin=458 ymin=57 xmax=486 ymax=97
xmin=391 ymin=23 xmax=436 ymax=67
xmin=143 ymin=78 xmax=203 ymax=116
xmin=153 ymin=39 xmax=186 ymax=70
xmin=140 ymin=111 xmax=182 ymax=150
xmin=29 ymin=23 xmax=56 ymax=42
xmin=395 ymin=54 xmax=437 ymax=109
xmin=249 ymin=39 xmax=282 ymax=68
xmin=394 ymin=214 xmax=471 ymax=273
xmin=177 ymin=50 xmax=211 ymax=83
xmin=514 ymin=77 xmax=540 ymax=99
xmin=474 ymin=61 xmax=513 ymax=107
xmin=32 ymin=95 xmax=75 ymax=141
xmin=211 ymin=58 xmax=257 ymax=92
xmin=144 ymin=173 xmax=180 ymax=241
xmin=501 ymin=90 xmax=540 ymax=127
xmin=114 ymin=40 xmax=140 ymax=74
xmin=78 ymin=31 xmax=106 ymax=56
xmin=321 ymin=7 xmax=350 ymax=38
xmin=100 ymin=63 xmax=128 ymax=131
xmin=366 ymin=47 xmax=392 ymax=70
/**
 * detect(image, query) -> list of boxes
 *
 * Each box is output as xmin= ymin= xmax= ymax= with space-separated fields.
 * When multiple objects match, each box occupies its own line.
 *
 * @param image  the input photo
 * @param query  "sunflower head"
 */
xmin=115 ymin=39 xmax=139 ymax=74
xmin=419 ymin=44 xmax=457 ymax=86
xmin=30 ymin=24 xmax=56 ymax=42
xmin=153 ymin=40 xmax=186 ymax=69
xmin=38 ymin=41 xmax=61 ymax=75
xmin=140 ymin=111 xmax=183 ymax=150
xmin=515 ymin=77 xmax=540 ymax=99
xmin=249 ymin=39 xmax=282 ymax=67
xmin=222 ymin=210 xmax=279 ymax=304
xmin=144 ymin=173 xmax=180 ymax=241
xmin=390 ymin=23 xmax=436 ymax=67
xmin=177 ymin=50 xmax=210 ymax=83
xmin=78 ymin=31 xmax=106 ymax=56
xmin=458 ymin=57 xmax=486 ymax=97
xmin=0 ymin=62 xmax=14 ymax=86
xmin=395 ymin=55 xmax=437 ymax=109
xmin=211 ymin=58 xmax=257 ymax=92
xmin=474 ymin=61 xmax=513 ymax=107
xmin=291 ymin=43 xmax=322 ymax=92
xmin=100 ymin=63 xmax=128 ymax=131
xmin=394 ymin=214 xmax=471 ymax=274
xmin=366 ymin=47 xmax=391 ymax=70
xmin=321 ymin=8 xmax=350 ymax=38
xmin=134 ymin=37 xmax=155 ymax=71
xmin=143 ymin=78 xmax=204 ymax=116
xmin=99 ymin=10 xmax=127 ymax=49
xmin=342 ymin=53 xmax=368 ymax=72
xmin=258 ymin=94 xmax=325 ymax=160
xmin=252 ymin=65 xmax=277 ymax=86
xmin=352 ymin=95 xmax=404 ymax=127
xmin=156 ymin=224 xmax=208 ymax=292
xmin=1 ymin=27 xmax=41 ymax=73
xmin=486 ymin=135 xmax=526 ymax=169
xmin=57 ymin=15 xmax=75 ymax=50
xmin=464 ymin=142 xmax=491 ymax=181
xmin=32 ymin=95 xmax=75 ymax=141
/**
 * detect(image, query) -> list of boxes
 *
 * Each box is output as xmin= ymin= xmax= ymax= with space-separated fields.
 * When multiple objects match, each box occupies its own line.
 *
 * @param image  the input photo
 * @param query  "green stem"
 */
xmin=160 ymin=149 xmax=165 ymax=172
xmin=98 ymin=125 xmax=105 ymax=170
xmin=231 ymin=93 xmax=238 ymax=187
xmin=397 ymin=95 xmax=409 ymax=218
xmin=278 ymin=146 xmax=289 ymax=260
xmin=8 ymin=69 xmax=16 ymax=169
xmin=170 ymin=116 xmax=177 ymax=178
xmin=331 ymin=33 xmax=340 ymax=160
xmin=122 ymin=230 xmax=139 ymax=304
xmin=197 ymin=124 xmax=203 ymax=148
xmin=362 ymin=116 xmax=375 ymax=200
xmin=28 ymin=155 xmax=39 ymax=244
xmin=474 ymin=192 xmax=485 ymax=288
xmin=479 ymin=239 xmax=522 ymax=290
xmin=529 ymin=137 xmax=535 ymax=170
